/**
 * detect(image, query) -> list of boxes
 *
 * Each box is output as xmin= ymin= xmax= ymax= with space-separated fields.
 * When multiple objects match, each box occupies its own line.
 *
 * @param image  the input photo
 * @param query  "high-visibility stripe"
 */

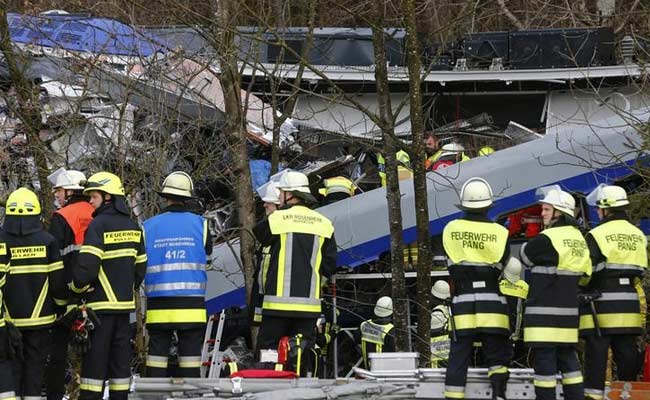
xmin=562 ymin=371 xmax=583 ymax=385
xmin=146 ymin=355 xmax=168 ymax=368
xmin=146 ymin=308 xmax=207 ymax=324
xmin=147 ymin=262 xmax=205 ymax=273
xmin=86 ymin=300 xmax=135 ymax=311
xmin=135 ymin=254 xmax=147 ymax=263
xmin=585 ymin=388 xmax=604 ymax=399
xmin=488 ymin=365 xmax=508 ymax=377
xmin=454 ymin=313 xmax=509 ymax=330
xmin=98 ymin=268 xmax=118 ymax=303
xmin=80 ymin=377 xmax=104 ymax=392
xmin=31 ymin=279 xmax=49 ymax=319
xmin=579 ymin=313 xmax=643 ymax=329
xmin=9 ymin=264 xmax=50 ymax=274
xmin=534 ymin=375 xmax=557 ymax=388
xmin=108 ymin=378 xmax=130 ymax=391
xmin=61 ymin=244 xmax=81 ymax=256
xmin=178 ymin=356 xmax=202 ymax=368
xmin=80 ymin=245 xmax=104 ymax=258
xmin=453 ymin=293 xmax=506 ymax=303
xmin=203 ymin=219 xmax=208 ymax=246
xmin=70 ymin=281 xmax=90 ymax=293
xmin=262 ymin=300 xmax=321 ymax=313
xmin=145 ymin=282 xmax=206 ymax=293
xmin=277 ymin=233 xmax=287 ymax=297
xmin=597 ymin=292 xmax=638 ymax=301
xmin=524 ymin=327 xmax=577 ymax=343
xmin=312 ymin=236 xmax=324 ymax=299
xmin=525 ymin=306 xmax=578 ymax=316
xmin=0 ymin=391 xmax=16 ymax=399
xmin=9 ymin=313 xmax=56 ymax=327
xmin=49 ymin=261 xmax=64 ymax=272
xmin=103 ymin=248 xmax=138 ymax=260
xmin=444 ymin=385 xmax=465 ymax=399
xmin=54 ymin=297 xmax=68 ymax=306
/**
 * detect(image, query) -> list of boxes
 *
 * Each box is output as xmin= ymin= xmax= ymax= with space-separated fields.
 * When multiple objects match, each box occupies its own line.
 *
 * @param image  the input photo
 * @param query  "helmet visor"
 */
xmin=535 ymin=184 xmax=563 ymax=202
xmin=585 ymin=183 xmax=608 ymax=207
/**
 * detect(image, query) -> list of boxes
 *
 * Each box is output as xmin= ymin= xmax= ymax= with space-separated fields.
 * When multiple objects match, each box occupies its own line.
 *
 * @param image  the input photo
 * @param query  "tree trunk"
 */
xmin=214 ymin=0 xmax=257 ymax=303
xmin=371 ymin=0 xmax=409 ymax=352
xmin=0 ymin=7 xmax=53 ymax=218
xmin=404 ymin=0 xmax=432 ymax=367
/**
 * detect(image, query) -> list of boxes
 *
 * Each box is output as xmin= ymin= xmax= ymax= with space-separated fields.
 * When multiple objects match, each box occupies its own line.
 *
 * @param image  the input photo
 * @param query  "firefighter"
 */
xmin=251 ymin=183 xmax=281 ymax=326
xmin=0 ymin=240 xmax=15 ymax=400
xmin=46 ymin=169 xmax=94 ymax=400
xmin=1 ymin=187 xmax=65 ymax=399
xmin=424 ymin=131 xmax=442 ymax=170
xmin=69 ymin=172 xmax=147 ymax=400
xmin=359 ymin=296 xmax=396 ymax=369
xmin=143 ymin=171 xmax=213 ymax=378
xmin=499 ymin=257 xmax=528 ymax=340
xmin=430 ymin=280 xmax=451 ymax=368
xmin=253 ymin=171 xmax=337 ymax=352
xmin=377 ymin=149 xmax=413 ymax=187
xmin=432 ymin=143 xmax=471 ymax=171
xmin=581 ymin=185 xmax=647 ymax=400
xmin=442 ymin=177 xmax=511 ymax=400
xmin=477 ymin=146 xmax=495 ymax=157
xmin=520 ymin=187 xmax=591 ymax=400
xmin=319 ymin=176 xmax=356 ymax=206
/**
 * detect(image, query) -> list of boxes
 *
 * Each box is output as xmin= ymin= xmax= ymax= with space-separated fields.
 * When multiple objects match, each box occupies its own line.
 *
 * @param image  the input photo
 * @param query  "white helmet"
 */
xmin=276 ymin=171 xmax=311 ymax=194
xmin=430 ymin=309 xmax=448 ymax=331
xmin=431 ymin=280 xmax=451 ymax=300
xmin=374 ymin=296 xmax=393 ymax=318
xmin=503 ymin=257 xmax=522 ymax=284
xmin=159 ymin=171 xmax=194 ymax=199
xmin=52 ymin=170 xmax=86 ymax=191
xmin=261 ymin=183 xmax=280 ymax=205
xmin=539 ymin=188 xmax=575 ymax=217
xmin=590 ymin=185 xmax=629 ymax=209
xmin=440 ymin=142 xmax=465 ymax=158
xmin=460 ymin=177 xmax=493 ymax=209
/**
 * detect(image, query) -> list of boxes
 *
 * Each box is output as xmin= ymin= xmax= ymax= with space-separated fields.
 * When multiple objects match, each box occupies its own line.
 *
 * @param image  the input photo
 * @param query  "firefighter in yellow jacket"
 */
xmin=253 ymin=171 xmax=337 ymax=352
xmin=69 ymin=172 xmax=147 ymax=400
xmin=581 ymin=185 xmax=647 ymax=400
xmin=442 ymin=177 xmax=511 ymax=400
xmin=520 ymin=187 xmax=591 ymax=400
xmin=1 ymin=188 xmax=64 ymax=399
xmin=0 ymin=239 xmax=14 ymax=400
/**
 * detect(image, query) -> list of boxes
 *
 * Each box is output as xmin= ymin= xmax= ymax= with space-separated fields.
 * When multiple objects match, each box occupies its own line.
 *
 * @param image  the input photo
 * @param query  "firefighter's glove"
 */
xmin=6 ymin=322 xmax=23 ymax=361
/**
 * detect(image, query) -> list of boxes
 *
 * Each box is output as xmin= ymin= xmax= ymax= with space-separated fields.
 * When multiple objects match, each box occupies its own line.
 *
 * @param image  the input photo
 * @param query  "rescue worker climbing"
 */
xmin=1 ymin=187 xmax=65 ymax=399
xmin=359 ymin=296 xmax=396 ymax=369
xmin=46 ymin=169 xmax=95 ymax=400
xmin=520 ymin=187 xmax=591 ymax=400
xmin=430 ymin=280 xmax=451 ymax=368
xmin=253 ymin=170 xmax=337 ymax=352
xmin=250 ymin=183 xmax=281 ymax=326
xmin=581 ymin=185 xmax=647 ymax=400
xmin=143 ymin=171 xmax=213 ymax=378
xmin=442 ymin=177 xmax=511 ymax=400
xmin=69 ymin=172 xmax=147 ymax=400
xmin=0 ymin=238 xmax=15 ymax=400
xmin=319 ymin=176 xmax=356 ymax=206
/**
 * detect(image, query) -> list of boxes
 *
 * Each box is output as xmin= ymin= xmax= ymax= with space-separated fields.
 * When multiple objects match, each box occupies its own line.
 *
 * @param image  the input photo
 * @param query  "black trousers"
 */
xmin=79 ymin=314 xmax=131 ymax=400
xmin=532 ymin=346 xmax=583 ymax=400
xmin=46 ymin=324 xmax=71 ymax=400
xmin=584 ymin=334 xmax=639 ymax=399
xmin=256 ymin=316 xmax=316 ymax=352
xmin=444 ymin=334 xmax=511 ymax=400
xmin=146 ymin=326 xmax=205 ymax=378
xmin=0 ymin=327 xmax=16 ymax=400
xmin=14 ymin=327 xmax=51 ymax=398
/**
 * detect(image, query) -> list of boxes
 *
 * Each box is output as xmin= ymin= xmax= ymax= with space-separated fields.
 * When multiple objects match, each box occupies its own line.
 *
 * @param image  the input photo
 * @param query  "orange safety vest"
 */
xmin=56 ymin=201 xmax=95 ymax=244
